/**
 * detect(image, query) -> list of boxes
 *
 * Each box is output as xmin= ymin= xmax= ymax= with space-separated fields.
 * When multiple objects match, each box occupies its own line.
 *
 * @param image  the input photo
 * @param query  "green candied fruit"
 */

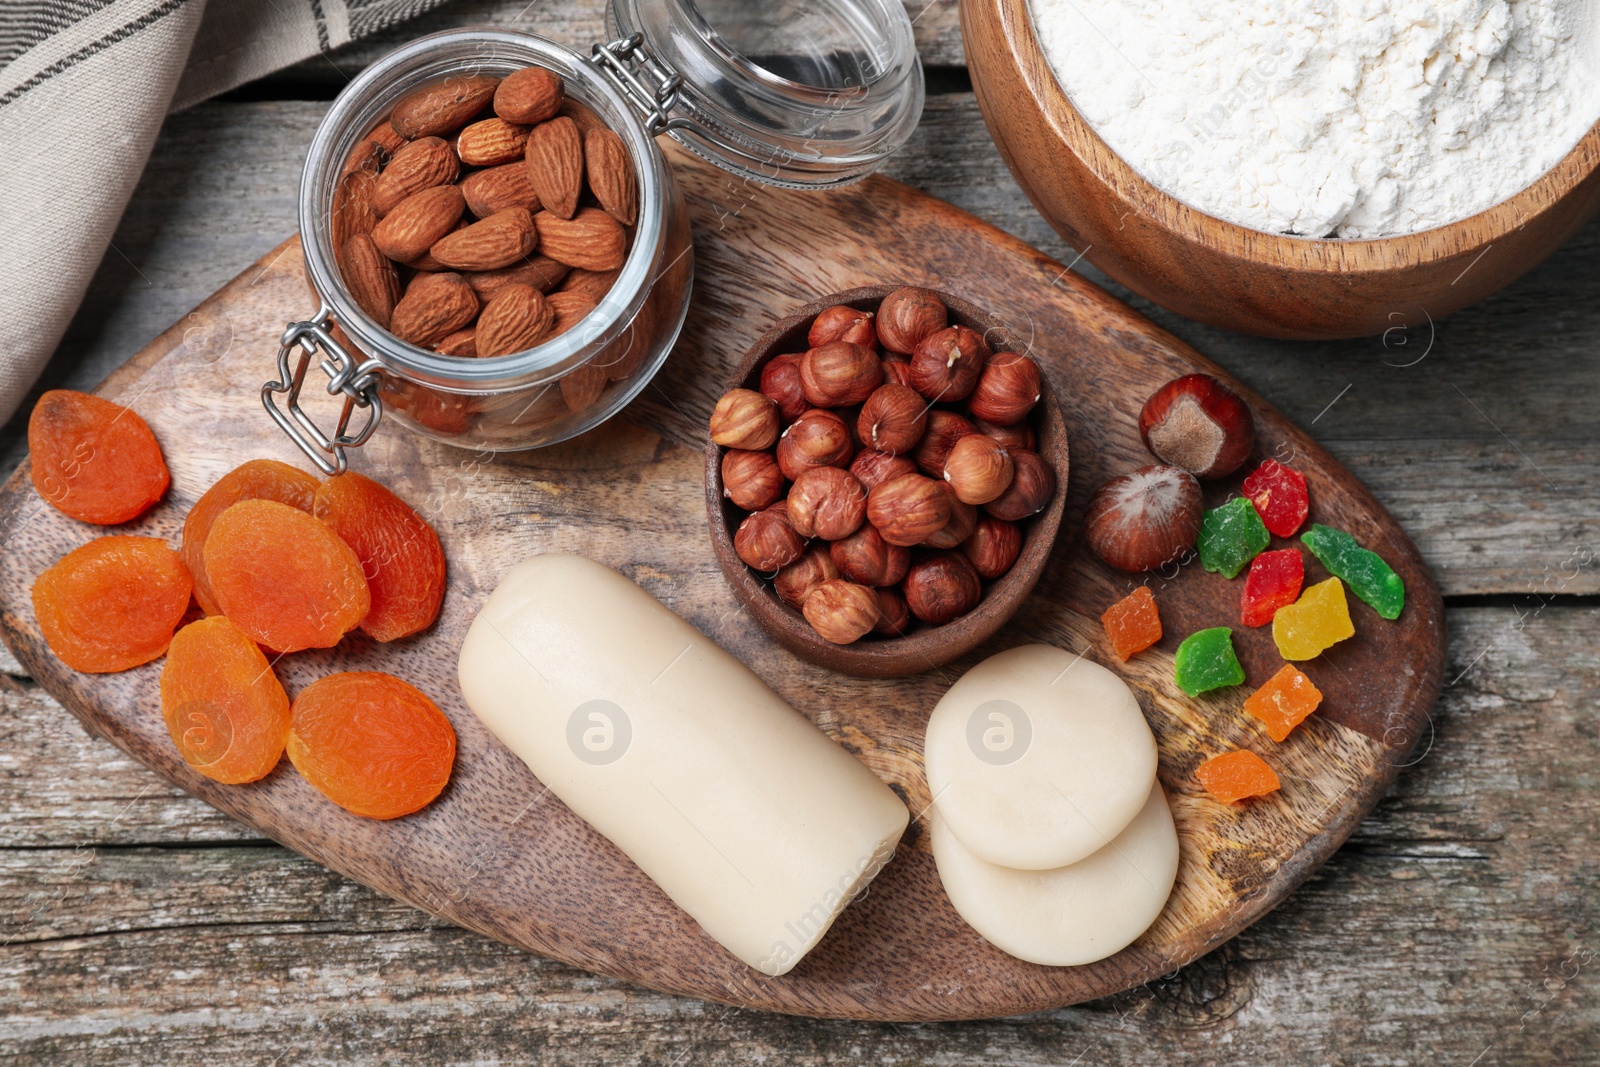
xmin=1302 ymin=524 xmax=1406 ymax=620
xmin=1198 ymin=497 xmax=1271 ymax=579
xmin=1174 ymin=627 xmax=1246 ymax=697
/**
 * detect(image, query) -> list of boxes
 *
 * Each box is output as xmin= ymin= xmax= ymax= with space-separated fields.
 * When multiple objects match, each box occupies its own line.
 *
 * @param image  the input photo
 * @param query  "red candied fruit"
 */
xmin=1241 ymin=547 xmax=1304 ymax=628
xmin=1101 ymin=586 xmax=1163 ymax=661
xmin=1242 ymin=459 xmax=1309 ymax=538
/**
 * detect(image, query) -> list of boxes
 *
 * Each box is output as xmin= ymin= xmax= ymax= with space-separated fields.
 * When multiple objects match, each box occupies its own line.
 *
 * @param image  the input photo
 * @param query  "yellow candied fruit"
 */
xmin=1272 ymin=577 xmax=1355 ymax=661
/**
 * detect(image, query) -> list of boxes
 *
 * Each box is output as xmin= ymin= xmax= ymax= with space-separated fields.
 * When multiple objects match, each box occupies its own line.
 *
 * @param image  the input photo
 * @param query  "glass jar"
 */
xmin=267 ymin=0 xmax=923 ymax=472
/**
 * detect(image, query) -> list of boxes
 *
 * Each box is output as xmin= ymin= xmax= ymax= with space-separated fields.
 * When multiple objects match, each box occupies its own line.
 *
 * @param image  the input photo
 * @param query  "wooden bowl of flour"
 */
xmin=961 ymin=0 xmax=1600 ymax=339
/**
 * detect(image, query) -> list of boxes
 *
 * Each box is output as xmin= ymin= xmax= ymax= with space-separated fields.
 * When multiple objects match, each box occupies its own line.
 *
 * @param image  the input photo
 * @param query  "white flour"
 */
xmin=1030 ymin=0 xmax=1600 ymax=237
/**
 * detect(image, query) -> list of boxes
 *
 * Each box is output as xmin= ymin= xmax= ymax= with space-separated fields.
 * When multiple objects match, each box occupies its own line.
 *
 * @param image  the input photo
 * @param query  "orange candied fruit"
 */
xmin=1196 ymin=749 xmax=1281 ymax=803
xmin=313 ymin=471 xmax=446 ymax=642
xmin=181 ymin=459 xmax=319 ymax=615
xmin=204 ymin=498 xmax=370 ymax=653
xmin=32 ymin=535 xmax=192 ymax=673
xmin=28 ymin=389 xmax=170 ymax=525
xmin=1101 ymin=585 xmax=1162 ymax=661
xmin=288 ymin=671 xmax=456 ymax=820
xmin=1243 ymin=664 xmax=1324 ymax=742
xmin=160 ymin=616 xmax=292 ymax=784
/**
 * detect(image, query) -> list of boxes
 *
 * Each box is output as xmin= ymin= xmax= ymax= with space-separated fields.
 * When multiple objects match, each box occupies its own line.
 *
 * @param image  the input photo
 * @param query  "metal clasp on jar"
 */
xmin=589 ymin=34 xmax=694 ymax=137
xmin=262 ymin=305 xmax=385 ymax=475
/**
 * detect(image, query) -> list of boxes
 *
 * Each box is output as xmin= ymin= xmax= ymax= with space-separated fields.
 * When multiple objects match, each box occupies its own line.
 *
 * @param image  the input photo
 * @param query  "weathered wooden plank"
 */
xmin=0 ymin=604 xmax=1593 ymax=1060
xmin=3 ymin=97 xmax=1595 ymax=595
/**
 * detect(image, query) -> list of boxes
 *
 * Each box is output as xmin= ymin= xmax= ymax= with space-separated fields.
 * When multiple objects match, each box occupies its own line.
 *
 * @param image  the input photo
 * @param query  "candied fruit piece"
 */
xmin=1198 ymin=496 xmax=1270 ymax=579
xmin=313 ymin=471 xmax=446 ymax=642
xmin=1243 ymin=664 xmax=1324 ymax=742
xmin=1241 ymin=548 xmax=1304 ymax=627
xmin=160 ymin=616 xmax=291 ymax=783
xmin=1101 ymin=586 xmax=1163 ymax=661
xmin=204 ymin=499 xmax=370 ymax=652
xmin=1197 ymin=750 xmax=1281 ymax=803
xmin=1272 ymin=577 xmax=1355 ymax=660
xmin=28 ymin=389 xmax=169 ymax=524
xmin=181 ymin=459 xmax=320 ymax=615
xmin=32 ymin=536 xmax=191 ymax=673
xmin=288 ymin=671 xmax=456 ymax=819
xmin=1242 ymin=459 xmax=1309 ymax=538
xmin=1302 ymin=524 xmax=1406 ymax=620
xmin=1174 ymin=626 xmax=1245 ymax=696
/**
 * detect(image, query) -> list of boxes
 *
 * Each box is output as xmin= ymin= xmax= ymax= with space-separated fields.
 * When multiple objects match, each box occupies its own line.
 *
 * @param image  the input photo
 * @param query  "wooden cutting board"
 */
xmin=0 ymin=143 xmax=1444 ymax=1022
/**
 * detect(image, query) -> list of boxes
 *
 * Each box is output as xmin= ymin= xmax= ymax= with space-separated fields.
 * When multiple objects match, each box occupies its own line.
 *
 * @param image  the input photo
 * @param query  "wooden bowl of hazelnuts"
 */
xmin=704 ymin=285 xmax=1069 ymax=678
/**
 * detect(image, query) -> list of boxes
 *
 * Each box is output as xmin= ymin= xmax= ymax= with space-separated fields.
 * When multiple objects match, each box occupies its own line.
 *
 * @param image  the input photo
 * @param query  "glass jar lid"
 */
xmin=603 ymin=0 xmax=923 ymax=188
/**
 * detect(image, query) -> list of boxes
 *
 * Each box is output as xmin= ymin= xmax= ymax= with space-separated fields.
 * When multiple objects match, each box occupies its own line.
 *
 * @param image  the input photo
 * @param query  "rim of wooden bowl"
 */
xmin=703 ymin=285 xmax=1070 ymax=679
xmin=976 ymin=0 xmax=1600 ymax=272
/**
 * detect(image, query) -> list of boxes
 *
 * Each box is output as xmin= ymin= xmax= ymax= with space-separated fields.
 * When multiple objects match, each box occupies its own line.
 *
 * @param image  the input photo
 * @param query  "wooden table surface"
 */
xmin=2 ymin=2 xmax=1595 ymax=1062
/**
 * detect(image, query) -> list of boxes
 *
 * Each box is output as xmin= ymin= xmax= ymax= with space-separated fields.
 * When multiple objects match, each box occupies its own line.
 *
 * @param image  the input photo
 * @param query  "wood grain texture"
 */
xmin=960 ymin=0 xmax=1600 ymax=339
xmin=0 ymin=604 xmax=1592 ymax=1062
xmin=0 ymin=146 xmax=1441 ymax=1020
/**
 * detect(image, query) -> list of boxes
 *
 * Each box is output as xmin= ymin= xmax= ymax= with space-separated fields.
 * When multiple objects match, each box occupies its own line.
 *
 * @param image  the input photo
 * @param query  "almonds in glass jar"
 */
xmin=866 ymin=473 xmax=951 ymax=547
xmin=776 ymin=408 xmax=853 ymax=480
xmin=800 ymin=341 xmax=883 ymax=408
xmin=877 ymin=286 xmax=948 ymax=355
xmin=857 ymin=383 xmax=928 ymax=456
xmin=786 ymin=467 xmax=867 ymax=541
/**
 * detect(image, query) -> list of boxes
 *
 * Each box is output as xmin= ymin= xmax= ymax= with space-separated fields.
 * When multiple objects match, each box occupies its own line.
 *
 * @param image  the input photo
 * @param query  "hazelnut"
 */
xmin=984 ymin=448 xmax=1057 ymax=521
xmin=800 ymin=341 xmax=883 ymax=407
xmin=873 ymin=587 xmax=911 ymax=635
xmin=830 ymin=524 xmax=910 ymax=586
xmin=904 ymin=551 xmax=983 ymax=625
xmin=913 ymin=410 xmax=977 ymax=476
xmin=962 ymin=517 xmax=1023 ymax=579
xmin=802 ymin=579 xmax=880 ymax=645
xmin=710 ymin=388 xmax=779 ymax=449
xmin=808 ymin=305 xmax=878 ymax=350
xmin=776 ymin=408 xmax=853 ymax=480
xmin=922 ymin=481 xmax=978 ymax=549
xmin=734 ymin=505 xmax=805 ymax=572
xmin=972 ymin=415 xmax=1035 ymax=452
xmin=866 ymin=473 xmax=951 ymax=547
xmin=1083 ymin=464 xmax=1202 ymax=572
xmin=774 ymin=545 xmax=839 ymax=608
xmin=857 ymin=383 xmax=928 ymax=456
xmin=759 ymin=353 xmax=808 ymax=422
xmin=881 ymin=358 xmax=914 ymax=388
xmin=1139 ymin=373 xmax=1255 ymax=479
xmin=721 ymin=448 xmax=786 ymax=511
xmin=909 ymin=325 xmax=989 ymax=402
xmin=877 ymin=286 xmax=949 ymax=354
xmin=787 ymin=466 xmax=867 ymax=540
xmin=967 ymin=351 xmax=1042 ymax=426
xmin=849 ymin=449 xmax=918 ymax=491
xmin=943 ymin=433 xmax=1015 ymax=505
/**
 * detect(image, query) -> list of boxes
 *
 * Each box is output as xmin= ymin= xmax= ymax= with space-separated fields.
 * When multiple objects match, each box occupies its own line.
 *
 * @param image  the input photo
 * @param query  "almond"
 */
xmin=584 ymin=127 xmax=638 ymax=226
xmin=373 ymin=136 xmax=460 ymax=215
xmin=476 ymin=283 xmax=554 ymax=357
xmin=536 ymin=208 xmax=626 ymax=271
xmin=389 ymin=74 xmax=500 ymax=139
xmin=365 ymin=120 xmax=406 ymax=156
xmin=464 ymin=255 xmax=570 ymax=300
xmin=459 ymin=163 xmax=542 ymax=218
xmin=429 ymin=207 xmax=538 ymax=271
xmin=341 ymin=138 xmax=386 ymax=179
xmin=404 ymin=218 xmax=470 ymax=272
xmin=436 ymin=327 xmax=478 ymax=357
xmin=561 ymin=362 xmax=608 ymax=413
xmin=559 ymin=100 xmax=606 ymax=134
xmin=557 ymin=267 xmax=621 ymax=302
xmin=390 ymin=272 xmax=479 ymax=347
xmin=494 ymin=67 xmax=563 ymax=125
xmin=372 ymin=184 xmax=465 ymax=262
xmin=330 ymin=169 xmax=378 ymax=251
xmin=457 ymin=117 xmax=530 ymax=167
xmin=547 ymin=290 xmax=598 ymax=339
xmin=524 ymin=116 xmax=583 ymax=219
xmin=341 ymin=233 xmax=401 ymax=328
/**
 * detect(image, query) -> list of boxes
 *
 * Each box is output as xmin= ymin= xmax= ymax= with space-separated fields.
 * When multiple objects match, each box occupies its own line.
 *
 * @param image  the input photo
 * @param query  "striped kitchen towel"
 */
xmin=0 ymin=0 xmax=451 ymax=427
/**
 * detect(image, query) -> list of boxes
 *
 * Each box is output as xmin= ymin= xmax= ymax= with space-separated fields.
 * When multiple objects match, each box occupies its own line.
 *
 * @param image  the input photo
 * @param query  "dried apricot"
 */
xmin=204 ymin=499 xmax=370 ymax=652
xmin=160 ymin=616 xmax=291 ymax=783
xmin=181 ymin=459 xmax=320 ymax=615
xmin=29 ymin=390 xmax=170 ymax=524
xmin=288 ymin=671 xmax=456 ymax=819
xmin=313 ymin=471 xmax=445 ymax=642
xmin=32 ymin=536 xmax=191 ymax=673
